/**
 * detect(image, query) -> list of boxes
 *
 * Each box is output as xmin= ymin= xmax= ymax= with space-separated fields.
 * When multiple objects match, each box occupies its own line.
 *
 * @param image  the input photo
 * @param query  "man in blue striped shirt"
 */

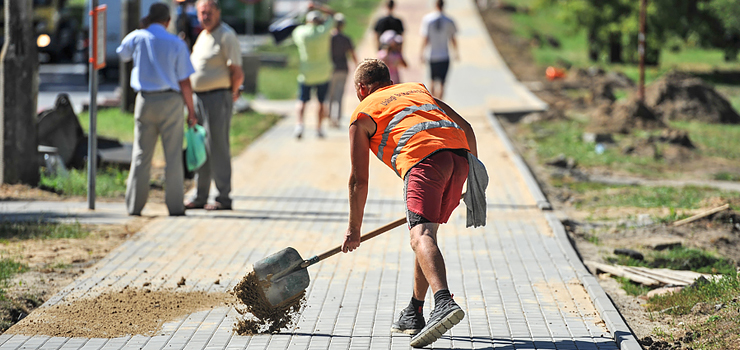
xmin=117 ymin=2 xmax=197 ymax=216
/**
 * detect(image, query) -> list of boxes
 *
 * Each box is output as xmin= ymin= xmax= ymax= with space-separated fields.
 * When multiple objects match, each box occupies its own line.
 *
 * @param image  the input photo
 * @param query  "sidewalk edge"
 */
xmin=487 ymin=112 xmax=551 ymax=210
xmin=486 ymin=112 xmax=644 ymax=350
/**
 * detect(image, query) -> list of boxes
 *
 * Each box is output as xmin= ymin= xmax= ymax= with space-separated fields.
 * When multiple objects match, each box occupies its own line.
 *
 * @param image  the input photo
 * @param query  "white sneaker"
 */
xmin=294 ymin=124 xmax=304 ymax=139
xmin=317 ymin=129 xmax=325 ymax=138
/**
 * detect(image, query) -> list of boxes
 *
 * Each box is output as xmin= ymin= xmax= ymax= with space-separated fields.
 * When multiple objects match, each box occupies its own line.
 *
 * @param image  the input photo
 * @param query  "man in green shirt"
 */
xmin=291 ymin=2 xmax=335 ymax=139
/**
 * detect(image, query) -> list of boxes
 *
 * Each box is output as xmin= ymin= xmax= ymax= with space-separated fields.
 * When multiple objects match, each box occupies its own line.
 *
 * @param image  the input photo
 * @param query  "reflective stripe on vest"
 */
xmin=376 ymin=103 xmax=444 ymax=161
xmin=389 ymin=120 xmax=462 ymax=177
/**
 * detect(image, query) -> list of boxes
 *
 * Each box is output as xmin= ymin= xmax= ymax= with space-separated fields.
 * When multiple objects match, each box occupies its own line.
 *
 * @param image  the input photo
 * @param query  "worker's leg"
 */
xmin=410 ymin=222 xmax=446 ymax=297
xmin=404 ymin=150 xmax=468 ymax=348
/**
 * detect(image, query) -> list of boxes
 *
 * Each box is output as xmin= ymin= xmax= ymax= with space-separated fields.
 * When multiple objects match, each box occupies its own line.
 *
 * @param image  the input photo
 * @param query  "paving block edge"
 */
xmin=486 ymin=111 xmax=644 ymax=350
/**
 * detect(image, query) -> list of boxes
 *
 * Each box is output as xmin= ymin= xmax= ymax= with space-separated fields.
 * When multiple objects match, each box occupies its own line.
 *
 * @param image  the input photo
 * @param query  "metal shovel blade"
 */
xmin=252 ymin=247 xmax=310 ymax=307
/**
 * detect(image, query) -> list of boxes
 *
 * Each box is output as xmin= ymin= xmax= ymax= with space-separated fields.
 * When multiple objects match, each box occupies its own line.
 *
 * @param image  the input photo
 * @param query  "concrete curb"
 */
xmin=486 ymin=112 xmax=644 ymax=350
xmin=487 ymin=112 xmax=551 ymax=210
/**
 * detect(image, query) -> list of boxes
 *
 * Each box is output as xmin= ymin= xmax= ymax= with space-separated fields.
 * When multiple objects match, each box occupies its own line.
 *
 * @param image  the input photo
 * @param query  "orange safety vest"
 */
xmin=350 ymin=83 xmax=470 ymax=179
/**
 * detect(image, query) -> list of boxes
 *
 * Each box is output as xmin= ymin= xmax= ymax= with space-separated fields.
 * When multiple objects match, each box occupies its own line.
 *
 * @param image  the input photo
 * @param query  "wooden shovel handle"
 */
xmin=300 ymin=193 xmax=466 ymax=268
xmin=301 ymin=216 xmax=407 ymax=268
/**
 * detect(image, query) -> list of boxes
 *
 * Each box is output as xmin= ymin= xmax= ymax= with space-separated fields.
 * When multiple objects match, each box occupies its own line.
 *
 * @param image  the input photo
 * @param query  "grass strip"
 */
xmin=648 ymin=272 xmax=740 ymax=315
xmin=40 ymin=167 xmax=128 ymax=198
xmin=556 ymin=181 xmax=740 ymax=210
xmin=0 ymin=221 xmax=90 ymax=241
xmin=609 ymin=246 xmax=736 ymax=276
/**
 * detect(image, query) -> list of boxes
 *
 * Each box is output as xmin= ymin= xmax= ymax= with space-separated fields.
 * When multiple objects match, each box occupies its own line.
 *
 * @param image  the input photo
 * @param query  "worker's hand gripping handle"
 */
xmin=300 ymin=217 xmax=407 ymax=268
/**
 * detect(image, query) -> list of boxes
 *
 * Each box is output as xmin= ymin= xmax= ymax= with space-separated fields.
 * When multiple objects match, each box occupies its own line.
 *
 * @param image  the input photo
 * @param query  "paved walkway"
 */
xmin=0 ymin=0 xmax=639 ymax=349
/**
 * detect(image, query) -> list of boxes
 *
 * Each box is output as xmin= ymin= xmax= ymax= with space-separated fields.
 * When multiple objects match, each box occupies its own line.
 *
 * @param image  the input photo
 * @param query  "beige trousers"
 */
xmin=126 ymin=91 xmax=185 ymax=216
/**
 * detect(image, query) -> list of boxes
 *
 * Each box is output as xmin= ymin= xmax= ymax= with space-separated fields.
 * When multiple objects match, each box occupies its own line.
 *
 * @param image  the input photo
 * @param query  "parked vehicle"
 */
xmin=0 ymin=0 xmax=80 ymax=63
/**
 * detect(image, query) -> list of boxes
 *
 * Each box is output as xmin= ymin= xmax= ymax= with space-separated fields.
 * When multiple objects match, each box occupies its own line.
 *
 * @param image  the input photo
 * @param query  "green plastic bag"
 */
xmin=185 ymin=124 xmax=207 ymax=172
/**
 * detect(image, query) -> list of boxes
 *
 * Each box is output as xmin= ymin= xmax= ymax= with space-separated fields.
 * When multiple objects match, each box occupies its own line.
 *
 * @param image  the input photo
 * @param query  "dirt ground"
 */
xmin=7 ymin=288 xmax=235 ymax=338
xmin=478 ymin=3 xmax=740 ymax=347
xmin=0 ymin=167 xmax=189 ymax=332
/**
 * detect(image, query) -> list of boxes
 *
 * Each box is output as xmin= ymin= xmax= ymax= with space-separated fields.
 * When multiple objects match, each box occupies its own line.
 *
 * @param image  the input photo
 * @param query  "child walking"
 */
xmin=377 ymin=30 xmax=407 ymax=84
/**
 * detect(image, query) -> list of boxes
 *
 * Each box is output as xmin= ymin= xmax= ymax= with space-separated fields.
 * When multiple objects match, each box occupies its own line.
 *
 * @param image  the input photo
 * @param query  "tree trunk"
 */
xmin=609 ymin=32 xmax=623 ymax=63
xmin=588 ymin=28 xmax=600 ymax=62
xmin=120 ymin=0 xmax=140 ymax=113
xmin=1 ymin=0 xmax=40 ymax=185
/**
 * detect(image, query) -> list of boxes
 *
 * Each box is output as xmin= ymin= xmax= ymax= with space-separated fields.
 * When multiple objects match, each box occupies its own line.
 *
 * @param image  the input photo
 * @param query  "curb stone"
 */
xmin=486 ymin=111 xmax=644 ymax=350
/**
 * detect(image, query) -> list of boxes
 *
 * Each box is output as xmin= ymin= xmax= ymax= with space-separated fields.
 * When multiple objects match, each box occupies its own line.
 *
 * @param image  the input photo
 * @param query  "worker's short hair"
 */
xmin=437 ymin=0 xmax=444 ymax=9
xmin=147 ymin=3 xmax=170 ymax=23
xmin=354 ymin=58 xmax=391 ymax=86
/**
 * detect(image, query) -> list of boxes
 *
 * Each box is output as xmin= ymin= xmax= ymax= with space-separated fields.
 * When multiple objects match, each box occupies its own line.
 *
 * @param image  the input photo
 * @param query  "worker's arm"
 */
xmin=342 ymin=116 xmax=375 ymax=253
xmin=179 ymin=79 xmax=197 ymax=127
xmin=228 ymin=64 xmax=244 ymax=102
xmin=435 ymin=97 xmax=477 ymax=157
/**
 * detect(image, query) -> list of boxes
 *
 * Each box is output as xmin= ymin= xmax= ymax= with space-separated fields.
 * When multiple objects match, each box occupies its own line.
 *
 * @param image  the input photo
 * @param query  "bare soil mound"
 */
xmin=622 ymin=129 xmax=697 ymax=163
xmin=588 ymin=97 xmax=666 ymax=134
xmin=6 ymin=288 xmax=234 ymax=338
xmin=645 ymin=71 xmax=740 ymax=124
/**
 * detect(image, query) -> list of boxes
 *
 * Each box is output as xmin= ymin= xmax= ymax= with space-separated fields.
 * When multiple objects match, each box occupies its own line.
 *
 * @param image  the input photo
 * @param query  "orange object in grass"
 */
xmin=546 ymin=66 xmax=565 ymax=81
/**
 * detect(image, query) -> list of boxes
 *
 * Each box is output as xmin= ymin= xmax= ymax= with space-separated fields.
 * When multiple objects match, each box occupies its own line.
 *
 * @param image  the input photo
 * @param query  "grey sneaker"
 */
xmin=409 ymin=299 xmax=464 ymax=348
xmin=390 ymin=306 xmax=425 ymax=335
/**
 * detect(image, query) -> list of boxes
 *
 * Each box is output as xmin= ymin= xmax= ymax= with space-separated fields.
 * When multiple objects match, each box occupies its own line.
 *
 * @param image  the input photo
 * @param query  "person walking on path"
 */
xmin=373 ymin=0 xmax=404 ymax=50
xmin=292 ymin=2 xmax=335 ymax=139
xmin=117 ymin=2 xmax=197 ymax=217
xmin=327 ymin=13 xmax=358 ymax=128
xmin=185 ymin=0 xmax=243 ymax=211
xmin=341 ymin=59 xmax=487 ymax=348
xmin=420 ymin=0 xmax=458 ymax=99
xmin=377 ymin=30 xmax=407 ymax=84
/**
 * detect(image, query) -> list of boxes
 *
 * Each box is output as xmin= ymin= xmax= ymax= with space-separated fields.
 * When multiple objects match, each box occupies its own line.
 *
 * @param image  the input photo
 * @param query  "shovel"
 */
xmin=253 ymin=216 xmax=407 ymax=307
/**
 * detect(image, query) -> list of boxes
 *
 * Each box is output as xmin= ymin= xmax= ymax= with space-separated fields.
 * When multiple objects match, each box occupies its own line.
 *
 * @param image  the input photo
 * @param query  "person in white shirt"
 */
xmin=185 ymin=0 xmax=244 ymax=211
xmin=420 ymin=0 xmax=458 ymax=99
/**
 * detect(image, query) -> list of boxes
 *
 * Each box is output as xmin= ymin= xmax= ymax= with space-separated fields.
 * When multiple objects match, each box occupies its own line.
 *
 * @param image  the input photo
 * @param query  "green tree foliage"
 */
xmin=537 ymin=0 xmax=740 ymax=64
xmin=701 ymin=0 xmax=740 ymax=61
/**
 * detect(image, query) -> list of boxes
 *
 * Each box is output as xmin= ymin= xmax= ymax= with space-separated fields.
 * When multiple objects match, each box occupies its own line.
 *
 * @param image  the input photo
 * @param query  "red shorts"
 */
xmin=404 ymin=149 xmax=469 ymax=228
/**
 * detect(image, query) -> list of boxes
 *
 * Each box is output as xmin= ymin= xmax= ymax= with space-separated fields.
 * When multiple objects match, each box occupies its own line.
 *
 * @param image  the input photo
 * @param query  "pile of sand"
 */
xmin=645 ymin=71 xmax=740 ymax=124
xmin=7 ymin=288 xmax=233 ymax=338
xmin=231 ymin=271 xmax=306 ymax=335
xmin=588 ymin=97 xmax=666 ymax=134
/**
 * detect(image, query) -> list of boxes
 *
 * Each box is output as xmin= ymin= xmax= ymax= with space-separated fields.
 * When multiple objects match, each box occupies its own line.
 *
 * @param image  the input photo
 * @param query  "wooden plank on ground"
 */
xmin=624 ymin=267 xmax=692 ymax=286
xmin=672 ymin=204 xmax=729 ymax=227
xmin=585 ymin=261 xmax=661 ymax=286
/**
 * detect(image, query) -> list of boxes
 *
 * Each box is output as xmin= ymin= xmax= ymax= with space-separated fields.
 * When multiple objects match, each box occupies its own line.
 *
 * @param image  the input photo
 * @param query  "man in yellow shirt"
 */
xmin=291 ymin=2 xmax=335 ymax=139
xmin=186 ymin=0 xmax=243 ymax=211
